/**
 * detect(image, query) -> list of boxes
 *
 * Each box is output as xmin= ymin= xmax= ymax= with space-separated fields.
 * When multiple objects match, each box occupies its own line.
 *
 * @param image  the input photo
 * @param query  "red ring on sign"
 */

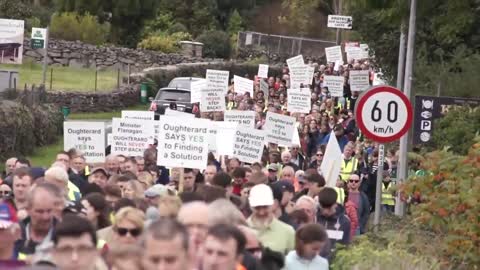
xmin=355 ymin=85 xmax=413 ymax=143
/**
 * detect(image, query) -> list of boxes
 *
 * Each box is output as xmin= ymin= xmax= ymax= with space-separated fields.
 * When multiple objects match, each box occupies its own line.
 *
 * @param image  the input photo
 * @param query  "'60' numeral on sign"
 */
xmin=371 ymin=100 xmax=398 ymax=123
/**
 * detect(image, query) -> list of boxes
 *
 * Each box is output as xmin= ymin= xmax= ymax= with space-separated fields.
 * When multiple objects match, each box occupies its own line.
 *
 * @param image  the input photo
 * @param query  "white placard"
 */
xmin=346 ymin=47 xmax=369 ymax=60
xmin=64 ymin=122 xmax=106 ymax=163
xmin=107 ymin=133 xmax=113 ymax=146
xmin=224 ymin=110 xmax=256 ymax=129
xmin=206 ymin=69 xmax=229 ymax=94
xmin=264 ymin=112 xmax=296 ymax=146
xmin=257 ymin=64 xmax=269 ymax=78
xmin=325 ymin=46 xmax=343 ymax=63
xmin=289 ymin=65 xmax=314 ymax=88
xmin=165 ymin=109 xmax=195 ymax=118
xmin=233 ymin=128 xmax=266 ymax=164
xmin=200 ymin=88 xmax=226 ymax=112
xmin=287 ymin=88 xmax=311 ymax=114
xmin=327 ymin=15 xmax=353 ymax=29
xmin=190 ymin=79 xmax=206 ymax=103
xmin=111 ymin=118 xmax=154 ymax=157
xmin=157 ymin=116 xmax=210 ymax=170
xmin=0 ymin=19 xmax=24 ymax=64
xmin=260 ymin=79 xmax=269 ymax=97
xmin=286 ymin=55 xmax=305 ymax=67
xmin=323 ymin=76 xmax=344 ymax=97
xmin=234 ymin=75 xmax=254 ymax=96
xmin=349 ymin=70 xmax=370 ymax=92
xmin=121 ymin=110 xmax=154 ymax=120
xmin=209 ymin=121 xmax=237 ymax=155
xmin=344 ymin=42 xmax=360 ymax=53
xmin=245 ymin=33 xmax=253 ymax=45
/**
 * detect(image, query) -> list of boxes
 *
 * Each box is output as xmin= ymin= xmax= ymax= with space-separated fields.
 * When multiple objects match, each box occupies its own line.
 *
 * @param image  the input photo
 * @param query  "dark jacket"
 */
xmin=14 ymin=217 xmax=57 ymax=256
xmin=68 ymin=169 xmax=87 ymax=195
xmin=290 ymin=153 xmax=305 ymax=171
xmin=317 ymin=204 xmax=351 ymax=260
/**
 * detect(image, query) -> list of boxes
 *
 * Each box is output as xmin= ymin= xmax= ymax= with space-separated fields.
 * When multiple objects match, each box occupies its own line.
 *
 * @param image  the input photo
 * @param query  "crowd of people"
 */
xmin=0 ymin=57 xmax=400 ymax=270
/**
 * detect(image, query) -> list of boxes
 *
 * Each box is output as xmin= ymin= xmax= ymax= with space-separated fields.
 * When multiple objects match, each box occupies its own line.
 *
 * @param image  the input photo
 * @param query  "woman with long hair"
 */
xmin=81 ymin=192 xmax=111 ymax=230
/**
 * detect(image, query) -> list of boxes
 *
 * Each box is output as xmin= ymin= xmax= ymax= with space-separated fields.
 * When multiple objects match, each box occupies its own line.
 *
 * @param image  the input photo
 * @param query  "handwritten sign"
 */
xmin=287 ymin=88 xmax=311 ymax=114
xmin=264 ymin=112 xmax=296 ymax=146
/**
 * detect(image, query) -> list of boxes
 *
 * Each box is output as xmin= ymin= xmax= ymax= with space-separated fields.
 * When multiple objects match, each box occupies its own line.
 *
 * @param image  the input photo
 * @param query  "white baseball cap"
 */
xmin=248 ymin=184 xmax=274 ymax=207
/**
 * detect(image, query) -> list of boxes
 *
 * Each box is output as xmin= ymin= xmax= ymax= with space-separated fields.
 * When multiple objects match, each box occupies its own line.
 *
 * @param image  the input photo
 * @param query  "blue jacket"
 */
xmin=317 ymin=204 xmax=351 ymax=261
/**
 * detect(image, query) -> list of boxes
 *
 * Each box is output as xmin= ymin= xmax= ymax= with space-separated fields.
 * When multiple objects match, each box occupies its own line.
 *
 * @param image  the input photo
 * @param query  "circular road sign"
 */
xmin=356 ymin=85 xmax=413 ymax=143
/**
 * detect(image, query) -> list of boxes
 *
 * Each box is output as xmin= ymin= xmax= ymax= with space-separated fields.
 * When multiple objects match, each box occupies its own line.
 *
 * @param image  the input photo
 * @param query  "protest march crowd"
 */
xmin=0 ymin=48 xmax=402 ymax=270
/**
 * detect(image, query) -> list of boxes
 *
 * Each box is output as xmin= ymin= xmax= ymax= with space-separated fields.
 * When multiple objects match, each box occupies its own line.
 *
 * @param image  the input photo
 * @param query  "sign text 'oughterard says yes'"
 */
xmin=157 ymin=116 xmax=210 ymax=170
xmin=233 ymin=128 xmax=266 ymax=164
xmin=264 ymin=112 xmax=296 ymax=146
xmin=64 ymin=121 xmax=106 ymax=163
xmin=111 ymin=118 xmax=155 ymax=157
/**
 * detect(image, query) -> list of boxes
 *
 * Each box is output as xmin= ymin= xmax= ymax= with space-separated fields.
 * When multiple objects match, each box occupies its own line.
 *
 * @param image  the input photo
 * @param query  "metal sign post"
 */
xmin=42 ymin=27 xmax=49 ymax=86
xmin=373 ymin=144 xmax=385 ymax=232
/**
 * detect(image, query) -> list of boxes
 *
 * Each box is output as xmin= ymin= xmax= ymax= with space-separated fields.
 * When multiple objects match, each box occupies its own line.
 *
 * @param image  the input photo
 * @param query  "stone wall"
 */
xmin=23 ymin=38 xmax=216 ymax=72
xmin=44 ymin=85 xmax=141 ymax=113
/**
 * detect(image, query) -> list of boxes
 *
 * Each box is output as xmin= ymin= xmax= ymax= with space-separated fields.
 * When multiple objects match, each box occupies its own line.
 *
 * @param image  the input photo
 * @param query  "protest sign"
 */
xmin=323 ymin=76 xmax=344 ymax=97
xmin=257 ymin=64 xmax=269 ymax=78
xmin=234 ymin=75 xmax=253 ymax=96
xmin=157 ymin=116 xmax=209 ymax=170
xmin=206 ymin=69 xmax=229 ymax=94
xmin=327 ymin=15 xmax=353 ymax=29
xmin=208 ymin=121 xmax=237 ymax=155
xmin=233 ymin=128 xmax=266 ymax=164
xmin=164 ymin=109 xmax=195 ymax=118
xmin=287 ymin=88 xmax=311 ymax=114
xmin=349 ymin=70 xmax=370 ymax=92
xmin=325 ymin=46 xmax=343 ymax=63
xmin=346 ymin=47 xmax=368 ymax=60
xmin=111 ymin=118 xmax=155 ymax=157
xmin=260 ymin=79 xmax=269 ymax=97
xmin=286 ymin=55 xmax=304 ymax=67
xmin=289 ymin=65 xmax=314 ymax=88
xmin=264 ymin=112 xmax=296 ymax=146
xmin=224 ymin=110 xmax=256 ymax=129
xmin=344 ymin=41 xmax=360 ymax=53
xmin=190 ymin=79 xmax=206 ymax=103
xmin=64 ymin=121 xmax=106 ymax=163
xmin=0 ymin=19 xmax=24 ymax=64
xmin=121 ymin=110 xmax=154 ymax=120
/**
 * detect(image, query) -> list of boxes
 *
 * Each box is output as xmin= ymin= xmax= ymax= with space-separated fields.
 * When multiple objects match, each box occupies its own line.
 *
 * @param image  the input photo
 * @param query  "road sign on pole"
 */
xmin=327 ymin=15 xmax=353 ymax=30
xmin=356 ymin=85 xmax=413 ymax=228
xmin=355 ymin=85 xmax=413 ymax=143
xmin=31 ymin=27 xmax=47 ymax=49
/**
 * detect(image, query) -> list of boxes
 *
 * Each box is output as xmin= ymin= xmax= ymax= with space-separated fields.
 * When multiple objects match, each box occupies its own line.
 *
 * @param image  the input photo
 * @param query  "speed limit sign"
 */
xmin=356 ymin=85 xmax=413 ymax=143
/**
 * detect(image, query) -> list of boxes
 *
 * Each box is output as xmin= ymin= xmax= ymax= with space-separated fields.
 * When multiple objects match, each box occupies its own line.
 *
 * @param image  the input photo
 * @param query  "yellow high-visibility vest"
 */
xmin=334 ymin=187 xmax=345 ymax=204
xmin=382 ymin=184 xmax=395 ymax=206
xmin=340 ymin=157 xmax=358 ymax=182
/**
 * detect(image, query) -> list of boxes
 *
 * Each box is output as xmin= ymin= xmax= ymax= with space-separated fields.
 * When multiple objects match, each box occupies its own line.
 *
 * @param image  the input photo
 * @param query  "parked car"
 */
xmin=149 ymin=77 xmax=203 ymax=119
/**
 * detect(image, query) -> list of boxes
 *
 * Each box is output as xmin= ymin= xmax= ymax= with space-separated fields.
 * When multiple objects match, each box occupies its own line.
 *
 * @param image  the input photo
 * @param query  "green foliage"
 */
xmin=141 ymin=12 xmax=174 ymax=38
xmin=168 ymin=22 xmax=188 ymax=35
xmin=0 ymin=0 xmax=33 ymax=19
xmin=137 ymin=32 xmax=192 ymax=53
xmin=427 ymin=107 xmax=480 ymax=155
xmin=402 ymin=139 xmax=480 ymax=267
xmin=227 ymin=9 xmax=244 ymax=35
xmin=279 ymin=0 xmax=321 ymax=36
xmin=197 ymin=30 xmax=231 ymax=59
xmin=50 ymin=12 xmax=109 ymax=45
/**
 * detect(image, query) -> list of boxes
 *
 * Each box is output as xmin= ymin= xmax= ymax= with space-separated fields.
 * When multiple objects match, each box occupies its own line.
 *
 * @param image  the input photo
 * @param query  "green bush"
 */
xmin=168 ymin=22 xmax=188 ymax=34
xmin=50 ymin=12 xmax=109 ymax=45
xmin=137 ymin=32 xmax=192 ymax=53
xmin=197 ymin=30 xmax=231 ymax=59
xmin=427 ymin=106 xmax=480 ymax=155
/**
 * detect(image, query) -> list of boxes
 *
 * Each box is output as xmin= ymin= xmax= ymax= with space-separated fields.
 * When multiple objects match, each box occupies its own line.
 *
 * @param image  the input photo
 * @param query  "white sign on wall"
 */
xmin=287 ymin=88 xmax=311 ymax=114
xmin=64 ymin=121 xmax=106 ymax=163
xmin=264 ymin=112 xmax=296 ymax=146
xmin=111 ymin=118 xmax=155 ymax=157
xmin=233 ymin=128 xmax=266 ymax=164
xmin=349 ymin=70 xmax=370 ymax=92
xmin=257 ymin=64 xmax=269 ymax=78
xmin=323 ymin=76 xmax=344 ymax=97
xmin=157 ymin=116 xmax=210 ymax=170
xmin=190 ymin=79 xmax=206 ymax=103
xmin=286 ymin=55 xmax=305 ymax=67
xmin=325 ymin=46 xmax=343 ymax=63
xmin=0 ymin=19 xmax=24 ymax=64
xmin=327 ymin=15 xmax=353 ymax=29
xmin=234 ymin=75 xmax=254 ymax=96
xmin=224 ymin=110 xmax=256 ymax=129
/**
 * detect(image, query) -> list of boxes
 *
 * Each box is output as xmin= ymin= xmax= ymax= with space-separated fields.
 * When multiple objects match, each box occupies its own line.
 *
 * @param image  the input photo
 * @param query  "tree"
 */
xmin=0 ymin=0 xmax=33 ymax=20
xmin=227 ymin=9 xmax=243 ymax=35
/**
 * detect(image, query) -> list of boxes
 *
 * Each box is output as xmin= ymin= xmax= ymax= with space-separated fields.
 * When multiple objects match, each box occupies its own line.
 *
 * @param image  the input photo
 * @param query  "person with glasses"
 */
xmin=309 ymin=147 xmax=325 ymax=174
xmin=0 ymin=184 xmax=12 ymax=200
xmin=289 ymin=144 xmax=305 ymax=171
xmin=51 ymin=214 xmax=104 ymax=270
xmin=112 ymin=207 xmax=144 ymax=245
xmin=346 ymin=174 xmax=370 ymax=234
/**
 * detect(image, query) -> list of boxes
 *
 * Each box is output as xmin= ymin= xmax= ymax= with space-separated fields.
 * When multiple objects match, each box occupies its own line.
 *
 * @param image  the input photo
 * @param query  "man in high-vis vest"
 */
xmin=381 ymin=174 xmax=395 ymax=213
xmin=340 ymin=145 xmax=359 ymax=182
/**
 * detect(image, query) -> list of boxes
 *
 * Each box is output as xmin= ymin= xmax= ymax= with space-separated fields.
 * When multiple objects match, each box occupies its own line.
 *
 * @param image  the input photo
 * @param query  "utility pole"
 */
xmin=42 ymin=27 xmax=49 ymax=86
xmin=396 ymin=0 xmax=417 ymax=217
xmin=396 ymin=23 xmax=406 ymax=90
xmin=335 ymin=0 xmax=343 ymax=45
